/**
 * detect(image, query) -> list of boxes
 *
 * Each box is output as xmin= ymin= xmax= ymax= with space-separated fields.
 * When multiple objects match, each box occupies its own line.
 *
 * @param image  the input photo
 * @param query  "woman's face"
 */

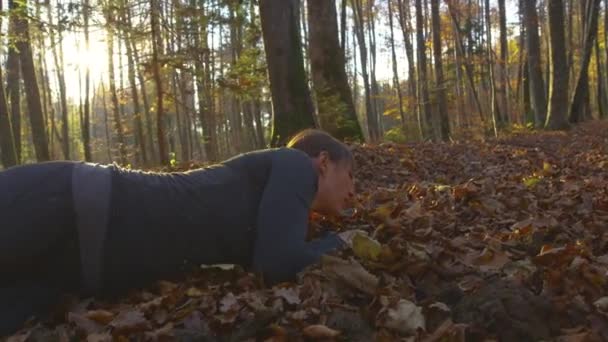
xmin=312 ymin=153 xmax=355 ymax=216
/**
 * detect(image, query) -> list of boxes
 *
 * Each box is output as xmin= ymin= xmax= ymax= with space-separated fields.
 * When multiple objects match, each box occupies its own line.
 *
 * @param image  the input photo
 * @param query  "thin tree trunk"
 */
xmin=498 ymin=0 xmax=509 ymax=125
xmin=126 ymin=6 xmax=156 ymax=163
xmin=595 ymin=31 xmax=607 ymax=118
xmin=397 ymin=0 xmax=419 ymax=135
xmin=447 ymin=0 xmax=486 ymax=126
xmin=150 ymin=0 xmax=168 ymax=164
xmin=122 ymin=1 xmax=148 ymax=165
xmin=47 ymin=2 xmax=70 ymax=159
xmin=101 ymin=83 xmax=113 ymax=162
xmin=6 ymin=1 xmax=21 ymax=162
xmin=368 ymin=0 xmax=382 ymax=136
xmin=352 ymin=0 xmax=379 ymax=141
xmin=546 ymin=0 xmax=570 ymax=129
xmin=569 ymin=0 xmax=601 ymax=123
xmin=431 ymin=0 xmax=450 ymax=140
xmin=104 ymin=5 xmax=128 ymax=165
xmin=82 ymin=0 xmax=92 ymax=161
xmin=14 ymin=0 xmax=50 ymax=161
xmin=415 ymin=0 xmax=434 ymax=140
xmin=523 ymin=0 xmax=548 ymax=126
xmin=388 ymin=0 xmax=406 ymax=130
xmin=484 ymin=0 xmax=500 ymax=137
xmin=340 ymin=0 xmax=347 ymax=54
xmin=0 ymin=5 xmax=17 ymax=168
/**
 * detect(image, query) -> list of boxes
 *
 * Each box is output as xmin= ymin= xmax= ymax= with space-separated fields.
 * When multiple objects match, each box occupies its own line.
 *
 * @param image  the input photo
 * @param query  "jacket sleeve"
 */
xmin=251 ymin=149 xmax=345 ymax=284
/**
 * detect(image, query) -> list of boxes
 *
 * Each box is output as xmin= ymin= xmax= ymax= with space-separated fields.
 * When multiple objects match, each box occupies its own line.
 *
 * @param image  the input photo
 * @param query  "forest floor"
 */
xmin=7 ymin=121 xmax=608 ymax=342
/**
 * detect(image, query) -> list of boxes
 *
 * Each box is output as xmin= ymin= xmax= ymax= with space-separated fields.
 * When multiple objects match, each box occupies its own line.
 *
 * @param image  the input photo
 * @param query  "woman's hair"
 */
xmin=286 ymin=129 xmax=353 ymax=164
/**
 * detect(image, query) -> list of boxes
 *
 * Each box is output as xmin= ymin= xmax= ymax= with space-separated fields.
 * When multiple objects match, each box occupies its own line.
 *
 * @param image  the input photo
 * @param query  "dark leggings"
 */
xmin=0 ymin=161 xmax=82 ymax=336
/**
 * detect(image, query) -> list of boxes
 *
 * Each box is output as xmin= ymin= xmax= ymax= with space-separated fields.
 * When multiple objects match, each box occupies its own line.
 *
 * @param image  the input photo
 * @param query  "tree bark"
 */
xmin=352 ymin=0 xmax=379 ymax=141
xmin=47 ymin=2 xmax=69 ymax=159
xmin=569 ymin=0 xmax=601 ymax=123
xmin=122 ymin=0 xmax=148 ymax=165
xmin=151 ymin=0 xmax=169 ymax=164
xmin=396 ymin=0 xmax=419 ymax=137
xmin=14 ymin=0 xmax=49 ymax=161
xmin=307 ymin=0 xmax=362 ymax=141
xmin=82 ymin=0 xmax=92 ymax=161
xmin=104 ymin=5 xmax=128 ymax=165
xmin=415 ymin=0 xmax=433 ymax=140
xmin=523 ymin=0 xmax=548 ymax=126
xmin=388 ymin=0 xmax=406 ymax=131
xmin=484 ymin=0 xmax=500 ymax=137
xmin=6 ymin=1 xmax=21 ymax=163
xmin=431 ymin=0 xmax=450 ymax=140
xmin=447 ymin=0 xmax=485 ymax=126
xmin=259 ymin=0 xmax=316 ymax=146
xmin=498 ymin=0 xmax=509 ymax=125
xmin=0 ymin=51 xmax=17 ymax=167
xmin=545 ymin=0 xmax=570 ymax=129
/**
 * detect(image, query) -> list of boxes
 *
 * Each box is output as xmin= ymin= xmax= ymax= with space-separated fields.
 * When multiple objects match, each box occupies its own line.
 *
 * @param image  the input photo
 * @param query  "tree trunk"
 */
xmin=48 ymin=2 xmax=69 ymax=159
xmin=595 ymin=29 xmax=607 ymax=118
xmin=82 ymin=0 xmax=92 ymax=161
xmin=523 ymin=0 xmax=548 ymax=126
xmin=447 ymin=0 xmax=486 ymax=126
xmin=569 ymin=0 xmax=601 ymax=123
xmin=545 ymin=0 xmax=570 ymax=129
xmin=307 ymin=0 xmax=362 ymax=141
xmin=5 ymin=0 xmax=21 ymax=163
xmin=101 ymin=83 xmax=113 ymax=162
xmin=388 ymin=0 xmax=407 ymax=131
xmin=367 ymin=0 xmax=382 ymax=137
xmin=484 ymin=0 xmax=500 ymax=137
xmin=126 ymin=6 xmax=156 ymax=164
xmin=151 ymin=0 xmax=169 ymax=164
xmin=396 ymin=0 xmax=419 ymax=137
xmin=122 ymin=1 xmax=148 ymax=165
xmin=104 ymin=5 xmax=128 ymax=165
xmin=352 ymin=0 xmax=379 ymax=141
xmin=498 ymin=0 xmax=509 ymax=125
xmin=603 ymin=0 xmax=608 ymax=118
xmin=14 ymin=0 xmax=49 ymax=161
xmin=259 ymin=0 xmax=316 ymax=146
xmin=431 ymin=0 xmax=450 ymax=140
xmin=415 ymin=0 xmax=433 ymax=140
xmin=0 ymin=52 xmax=17 ymax=167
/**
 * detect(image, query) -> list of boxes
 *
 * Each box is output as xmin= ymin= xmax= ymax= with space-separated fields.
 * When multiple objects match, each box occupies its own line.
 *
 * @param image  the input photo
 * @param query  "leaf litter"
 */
xmin=6 ymin=121 xmax=608 ymax=341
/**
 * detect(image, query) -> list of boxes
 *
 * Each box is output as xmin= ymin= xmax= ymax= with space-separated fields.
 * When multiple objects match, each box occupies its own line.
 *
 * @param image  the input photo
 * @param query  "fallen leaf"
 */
xmin=383 ymin=299 xmax=425 ymax=335
xmin=109 ymin=310 xmax=151 ymax=335
xmin=68 ymin=312 xmax=105 ymax=335
xmin=321 ymin=255 xmax=379 ymax=295
xmin=85 ymin=310 xmax=115 ymax=325
xmin=86 ymin=332 xmax=113 ymax=342
xmin=273 ymin=287 xmax=301 ymax=305
xmin=352 ymin=233 xmax=382 ymax=261
xmin=302 ymin=324 xmax=341 ymax=339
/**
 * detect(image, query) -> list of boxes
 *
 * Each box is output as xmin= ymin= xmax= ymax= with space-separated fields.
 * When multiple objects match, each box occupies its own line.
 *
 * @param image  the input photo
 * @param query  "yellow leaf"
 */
xmin=352 ymin=233 xmax=382 ymax=261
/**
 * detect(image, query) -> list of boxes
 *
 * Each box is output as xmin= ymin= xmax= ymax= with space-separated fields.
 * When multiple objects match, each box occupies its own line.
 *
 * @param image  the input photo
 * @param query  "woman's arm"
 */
xmin=251 ymin=149 xmax=345 ymax=284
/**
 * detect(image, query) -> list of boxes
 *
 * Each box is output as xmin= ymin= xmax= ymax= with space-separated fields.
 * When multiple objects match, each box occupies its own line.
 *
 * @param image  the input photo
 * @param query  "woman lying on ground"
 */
xmin=0 ymin=129 xmax=356 ymax=336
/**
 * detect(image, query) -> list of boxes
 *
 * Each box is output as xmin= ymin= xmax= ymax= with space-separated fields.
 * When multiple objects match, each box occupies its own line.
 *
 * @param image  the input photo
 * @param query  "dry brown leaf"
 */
xmin=109 ymin=310 xmax=151 ymax=335
xmin=321 ymin=255 xmax=379 ymax=295
xmin=302 ymin=324 xmax=341 ymax=339
xmin=85 ymin=310 xmax=115 ymax=325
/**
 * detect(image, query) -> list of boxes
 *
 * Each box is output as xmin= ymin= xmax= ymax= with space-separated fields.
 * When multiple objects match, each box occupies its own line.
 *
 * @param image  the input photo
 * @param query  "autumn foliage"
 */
xmin=7 ymin=121 xmax=608 ymax=341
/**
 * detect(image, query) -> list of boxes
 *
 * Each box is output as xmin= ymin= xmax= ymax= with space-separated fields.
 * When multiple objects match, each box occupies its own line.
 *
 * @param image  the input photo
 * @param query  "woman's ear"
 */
xmin=317 ymin=151 xmax=330 ymax=175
